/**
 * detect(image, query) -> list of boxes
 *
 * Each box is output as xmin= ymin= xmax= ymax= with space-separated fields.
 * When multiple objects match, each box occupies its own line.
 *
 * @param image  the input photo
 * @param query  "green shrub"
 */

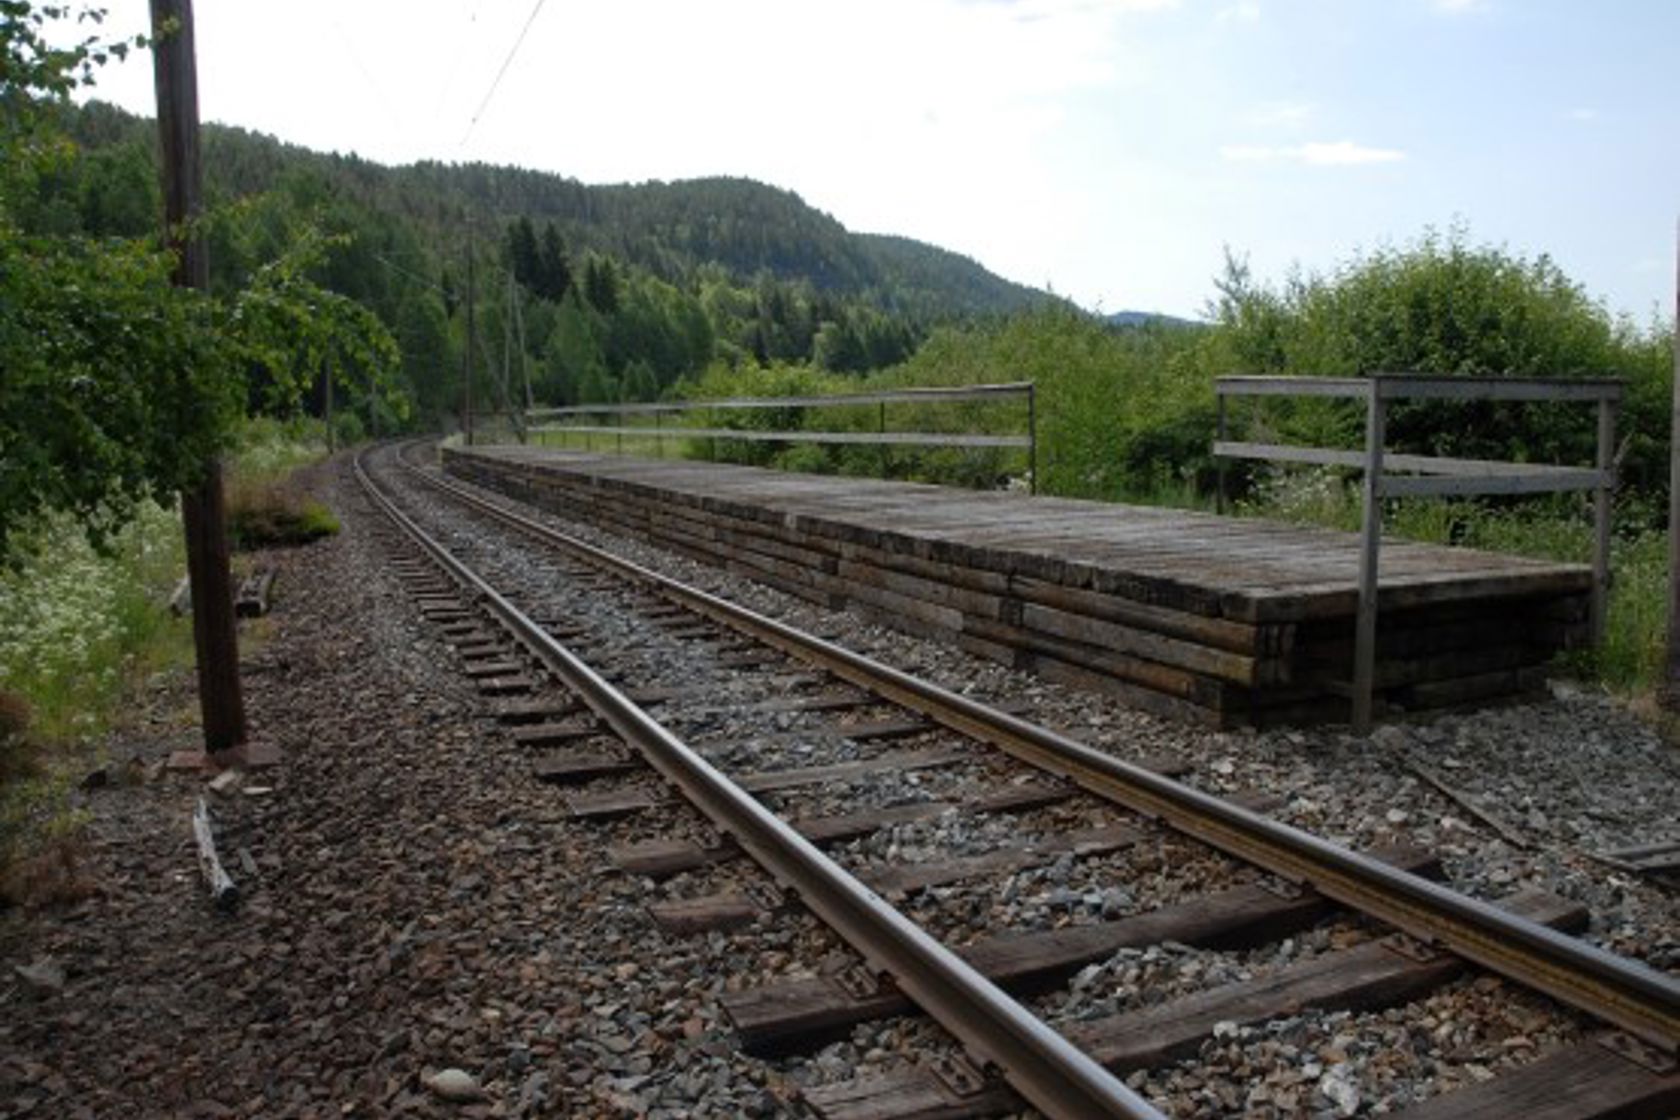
xmin=225 ymin=479 xmax=339 ymax=549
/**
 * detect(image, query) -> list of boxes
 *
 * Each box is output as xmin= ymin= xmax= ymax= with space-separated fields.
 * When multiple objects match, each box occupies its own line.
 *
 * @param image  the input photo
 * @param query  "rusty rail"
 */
xmin=356 ymin=444 xmax=1163 ymax=1120
xmin=410 ymin=444 xmax=1680 ymax=1056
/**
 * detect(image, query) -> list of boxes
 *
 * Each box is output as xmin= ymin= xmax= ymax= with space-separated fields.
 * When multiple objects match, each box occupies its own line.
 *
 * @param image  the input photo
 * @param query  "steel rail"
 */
xmin=355 ymin=446 xmax=1164 ymax=1120
xmin=410 ymin=447 xmax=1680 ymax=1055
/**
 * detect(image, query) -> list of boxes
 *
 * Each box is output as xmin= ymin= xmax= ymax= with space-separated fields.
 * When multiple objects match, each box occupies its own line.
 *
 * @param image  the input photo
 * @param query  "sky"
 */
xmin=78 ymin=0 xmax=1679 ymax=324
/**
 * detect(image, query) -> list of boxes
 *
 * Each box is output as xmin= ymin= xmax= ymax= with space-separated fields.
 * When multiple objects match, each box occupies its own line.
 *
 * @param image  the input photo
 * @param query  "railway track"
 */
xmin=355 ymin=439 xmax=1679 ymax=1118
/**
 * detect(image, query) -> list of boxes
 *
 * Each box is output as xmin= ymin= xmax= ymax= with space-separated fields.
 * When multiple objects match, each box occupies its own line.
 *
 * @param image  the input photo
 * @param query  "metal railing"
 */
xmin=1213 ymin=374 xmax=1623 ymax=733
xmin=523 ymin=381 xmax=1039 ymax=492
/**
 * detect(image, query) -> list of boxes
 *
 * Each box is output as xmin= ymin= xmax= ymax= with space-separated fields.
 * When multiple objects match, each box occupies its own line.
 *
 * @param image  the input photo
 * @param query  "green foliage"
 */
xmin=1 ymin=4 xmax=239 ymax=558
xmin=0 ymin=221 xmax=244 ymax=558
xmin=882 ymin=306 xmax=1216 ymax=499
xmin=1210 ymin=229 xmax=1672 ymax=490
xmin=226 ymin=484 xmax=339 ymax=549
xmin=57 ymin=104 xmax=1056 ymax=422
xmin=1 ymin=4 xmax=414 ymax=566
xmin=231 ymin=219 xmax=405 ymax=425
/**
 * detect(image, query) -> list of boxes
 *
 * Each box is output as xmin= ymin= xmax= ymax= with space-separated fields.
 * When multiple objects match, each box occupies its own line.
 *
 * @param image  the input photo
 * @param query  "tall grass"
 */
xmin=0 ymin=501 xmax=191 ymax=897
xmin=1243 ymin=468 xmax=1667 ymax=693
xmin=0 ymin=417 xmax=332 ymax=898
xmin=0 ymin=501 xmax=191 ymax=743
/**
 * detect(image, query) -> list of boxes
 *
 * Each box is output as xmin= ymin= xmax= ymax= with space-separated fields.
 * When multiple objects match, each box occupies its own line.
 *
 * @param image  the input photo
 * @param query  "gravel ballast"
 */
xmin=2 ymin=447 xmax=1676 ymax=1119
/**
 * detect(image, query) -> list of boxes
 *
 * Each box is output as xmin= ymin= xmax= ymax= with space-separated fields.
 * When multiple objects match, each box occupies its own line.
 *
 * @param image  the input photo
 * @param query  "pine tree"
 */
xmin=537 ymin=222 xmax=571 ymax=302
xmin=508 ymin=216 xmax=539 ymax=291
xmin=584 ymin=254 xmax=620 ymax=315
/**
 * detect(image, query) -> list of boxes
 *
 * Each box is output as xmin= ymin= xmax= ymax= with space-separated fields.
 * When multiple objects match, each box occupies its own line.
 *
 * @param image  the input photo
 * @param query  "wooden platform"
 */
xmin=443 ymin=447 xmax=1592 ymax=727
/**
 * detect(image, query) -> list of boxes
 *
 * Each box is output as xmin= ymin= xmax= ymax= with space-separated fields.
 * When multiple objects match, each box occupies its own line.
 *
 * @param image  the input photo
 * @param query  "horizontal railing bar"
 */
xmin=527 ymin=381 xmax=1034 ymax=418
xmin=1381 ymin=470 xmax=1605 ymax=498
xmin=1216 ymin=374 xmax=1622 ymax=403
xmin=534 ymin=424 xmax=1030 ymax=449
xmin=1216 ymin=441 xmax=1611 ymax=489
xmin=1213 ymin=440 xmax=1366 ymax=469
xmin=1215 ymin=376 xmax=1372 ymax=398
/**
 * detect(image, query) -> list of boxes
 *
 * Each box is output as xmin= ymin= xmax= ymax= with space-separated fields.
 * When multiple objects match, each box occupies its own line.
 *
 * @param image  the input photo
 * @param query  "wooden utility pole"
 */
xmin=1667 ymin=224 xmax=1680 ymax=706
xmin=151 ymin=0 xmax=246 ymax=752
xmin=463 ymin=231 xmax=476 ymax=446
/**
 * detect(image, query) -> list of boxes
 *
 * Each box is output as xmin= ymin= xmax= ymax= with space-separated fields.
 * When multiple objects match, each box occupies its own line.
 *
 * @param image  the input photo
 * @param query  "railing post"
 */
xmin=879 ymin=399 xmax=888 ymax=479
xmin=1592 ymin=395 xmax=1617 ymax=645
xmin=1027 ymin=382 xmax=1038 ymax=496
xmin=1215 ymin=390 xmax=1227 ymax=515
xmin=1352 ymin=378 xmax=1386 ymax=734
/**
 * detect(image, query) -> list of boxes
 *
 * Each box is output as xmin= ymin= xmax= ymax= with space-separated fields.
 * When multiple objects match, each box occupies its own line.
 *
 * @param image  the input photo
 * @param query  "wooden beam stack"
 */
xmin=445 ymin=448 xmax=1591 ymax=728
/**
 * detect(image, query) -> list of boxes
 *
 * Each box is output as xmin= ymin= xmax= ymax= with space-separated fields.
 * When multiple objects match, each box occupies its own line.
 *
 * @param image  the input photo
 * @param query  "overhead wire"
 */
xmin=459 ymin=0 xmax=549 ymax=150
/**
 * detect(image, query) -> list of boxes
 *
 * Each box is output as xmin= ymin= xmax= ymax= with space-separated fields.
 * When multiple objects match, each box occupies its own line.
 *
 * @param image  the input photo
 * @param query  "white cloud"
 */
xmin=1220 ymin=140 xmax=1406 ymax=165
xmin=1216 ymin=2 xmax=1261 ymax=24
xmin=1433 ymin=0 xmax=1487 ymax=13
xmin=1564 ymin=107 xmax=1598 ymax=122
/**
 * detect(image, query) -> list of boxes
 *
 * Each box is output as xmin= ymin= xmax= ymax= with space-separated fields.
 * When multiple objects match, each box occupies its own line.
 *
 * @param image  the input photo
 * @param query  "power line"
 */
xmin=459 ymin=0 xmax=548 ymax=149
xmin=371 ymin=250 xmax=446 ymax=294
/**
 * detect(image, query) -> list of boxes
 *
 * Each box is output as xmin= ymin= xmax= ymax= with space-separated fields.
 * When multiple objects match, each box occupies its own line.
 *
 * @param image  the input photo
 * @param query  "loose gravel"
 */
xmin=2 ymin=445 xmax=1675 ymax=1120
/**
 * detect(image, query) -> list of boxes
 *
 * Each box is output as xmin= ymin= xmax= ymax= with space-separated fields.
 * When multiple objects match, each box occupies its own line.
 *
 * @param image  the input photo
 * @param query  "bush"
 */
xmin=224 ymin=416 xmax=338 ymax=548
xmin=1211 ymin=229 xmax=1672 ymax=499
xmin=225 ymin=479 xmax=339 ymax=549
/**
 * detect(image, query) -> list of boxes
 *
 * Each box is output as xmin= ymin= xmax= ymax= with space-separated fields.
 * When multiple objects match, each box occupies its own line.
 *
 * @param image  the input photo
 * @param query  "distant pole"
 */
xmin=463 ymin=230 xmax=476 ymax=446
xmin=151 ymin=0 xmax=246 ymax=753
xmin=1667 ymin=224 xmax=1680 ymax=706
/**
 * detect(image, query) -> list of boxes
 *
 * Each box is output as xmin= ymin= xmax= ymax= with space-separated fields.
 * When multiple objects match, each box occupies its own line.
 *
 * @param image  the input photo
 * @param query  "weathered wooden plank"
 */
xmin=801 ymin=1069 xmax=1016 ymax=1120
xmin=462 ymin=658 xmax=525 ymax=679
xmin=624 ymin=784 xmax=1073 ymax=881
xmin=1010 ymin=575 xmax=1277 ymax=655
xmin=803 ymin=889 xmax=1587 ymax=1120
xmin=1389 ymin=1037 xmax=1680 ymax=1120
xmin=1403 ymin=665 xmax=1548 ymax=710
xmin=725 ymin=845 xmax=1441 ymax=1055
xmin=1065 ymin=889 xmax=1587 ymax=1072
xmin=512 ymin=720 xmax=605 ymax=748
xmin=477 ymin=674 xmax=537 ymax=696
xmin=494 ymin=697 xmax=583 ymax=724
xmin=1018 ymin=599 xmax=1273 ymax=685
xmin=571 ymin=748 xmax=970 ymax=820
xmin=837 ymin=717 xmax=934 ymax=743
xmin=858 ymin=822 xmax=1142 ymax=899
xmin=646 ymin=891 xmax=770 ymax=935
xmin=532 ymin=753 xmax=637 ymax=784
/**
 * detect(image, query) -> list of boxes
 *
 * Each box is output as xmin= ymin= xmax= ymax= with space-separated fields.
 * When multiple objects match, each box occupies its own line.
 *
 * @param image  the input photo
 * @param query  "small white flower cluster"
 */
xmin=0 ymin=502 xmax=180 ymax=702
xmin=238 ymin=437 xmax=319 ymax=477
xmin=1248 ymin=465 xmax=1355 ymax=525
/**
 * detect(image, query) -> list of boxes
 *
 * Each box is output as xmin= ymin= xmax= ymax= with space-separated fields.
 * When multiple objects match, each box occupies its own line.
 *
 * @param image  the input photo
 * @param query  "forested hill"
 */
xmin=395 ymin=166 xmax=1048 ymax=317
xmin=66 ymin=101 xmax=1045 ymax=320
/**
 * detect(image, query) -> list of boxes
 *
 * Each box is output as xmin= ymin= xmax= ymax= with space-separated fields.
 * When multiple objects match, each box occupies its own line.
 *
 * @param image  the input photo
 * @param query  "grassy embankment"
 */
xmin=0 ymin=419 xmax=336 ymax=903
